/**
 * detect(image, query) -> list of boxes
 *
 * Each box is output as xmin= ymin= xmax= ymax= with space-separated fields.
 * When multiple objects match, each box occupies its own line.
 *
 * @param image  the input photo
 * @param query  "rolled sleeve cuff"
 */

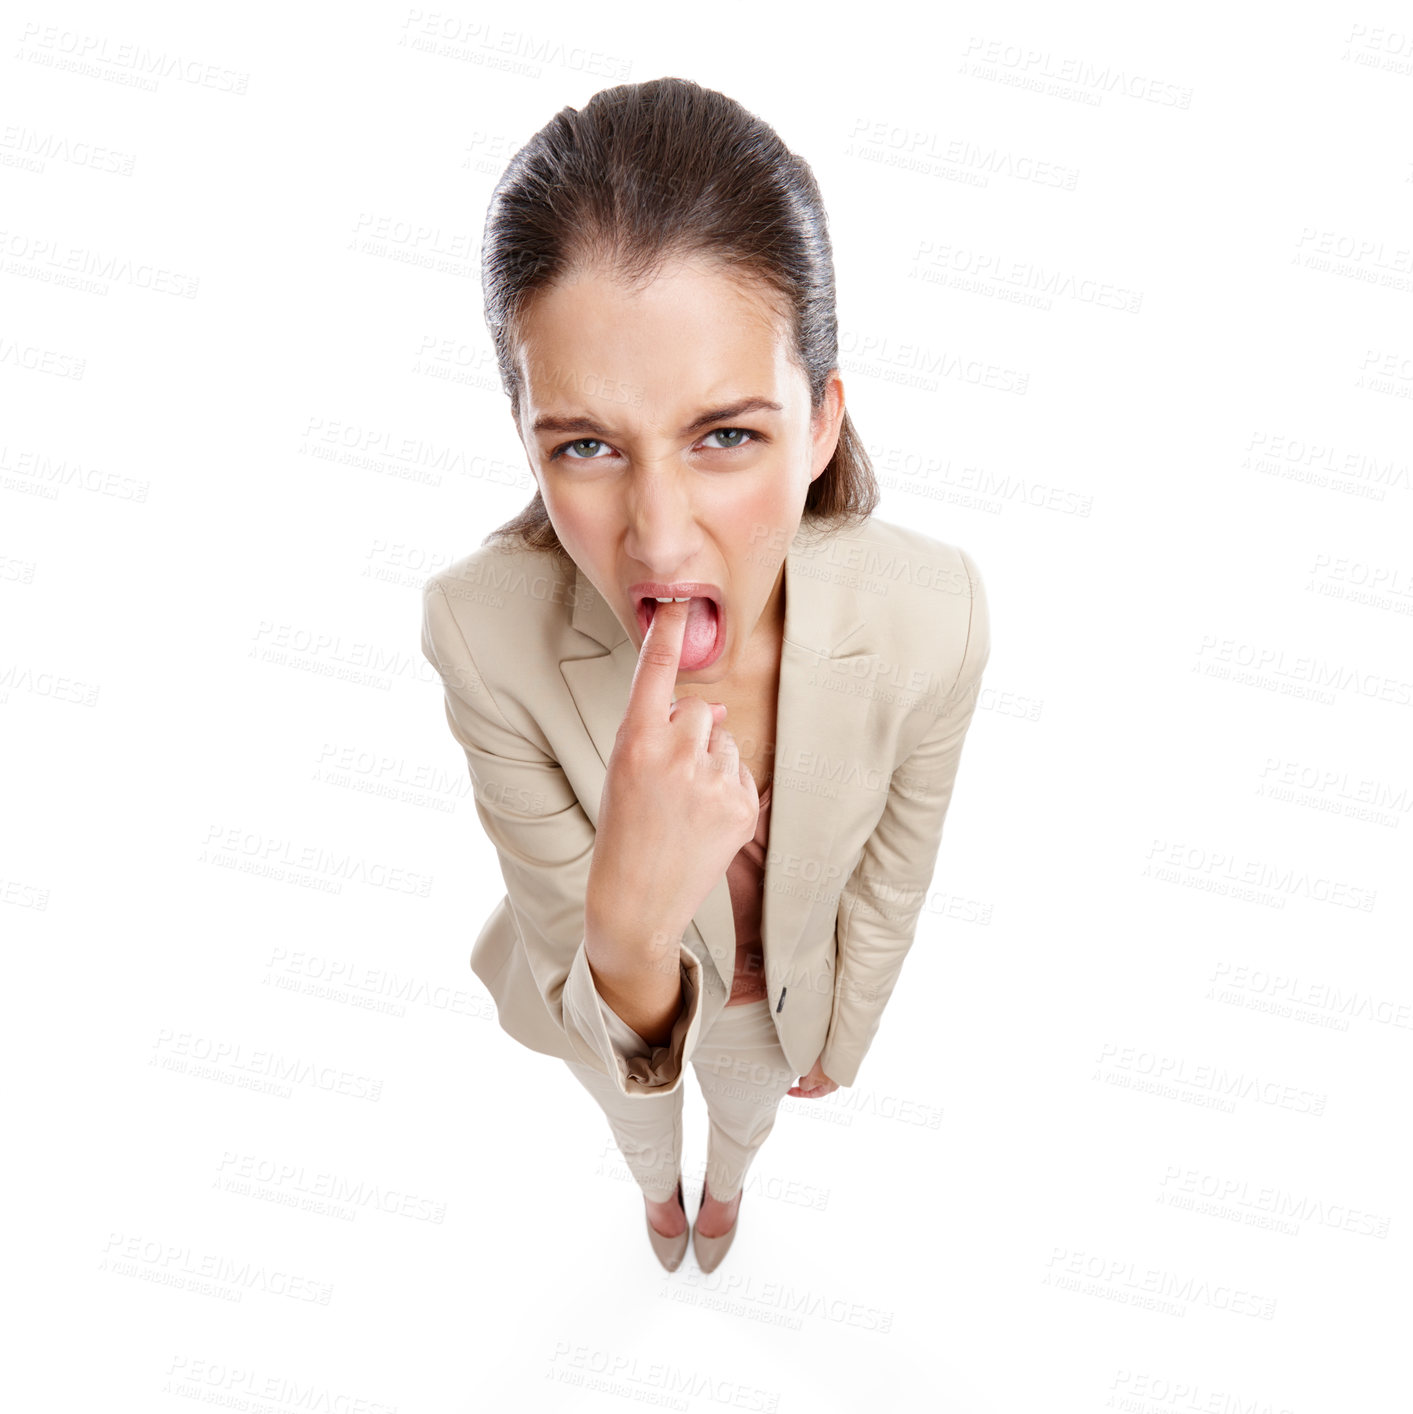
xmin=560 ymin=937 xmax=706 ymax=1097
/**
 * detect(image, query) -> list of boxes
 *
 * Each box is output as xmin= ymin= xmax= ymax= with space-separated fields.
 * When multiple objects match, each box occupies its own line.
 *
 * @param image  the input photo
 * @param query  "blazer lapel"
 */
xmin=558 ymin=523 xmax=879 ymax=996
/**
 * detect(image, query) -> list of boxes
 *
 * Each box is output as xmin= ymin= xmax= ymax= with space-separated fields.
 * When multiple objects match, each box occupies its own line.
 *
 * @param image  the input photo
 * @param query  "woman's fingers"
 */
xmin=671 ymin=696 xmax=727 ymax=721
xmin=668 ymin=694 xmax=717 ymax=758
xmin=627 ymin=599 xmax=689 ymax=729
xmin=707 ymin=719 xmax=739 ymax=776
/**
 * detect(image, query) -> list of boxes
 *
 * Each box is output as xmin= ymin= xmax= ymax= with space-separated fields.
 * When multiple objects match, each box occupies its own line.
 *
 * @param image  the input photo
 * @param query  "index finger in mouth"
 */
xmin=625 ymin=595 xmax=689 ymax=727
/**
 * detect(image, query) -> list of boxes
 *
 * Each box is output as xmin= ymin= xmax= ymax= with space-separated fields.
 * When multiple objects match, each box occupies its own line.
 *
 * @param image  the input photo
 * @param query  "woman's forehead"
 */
xmin=519 ymin=257 xmax=786 ymax=342
xmin=513 ymin=268 xmax=801 ymax=424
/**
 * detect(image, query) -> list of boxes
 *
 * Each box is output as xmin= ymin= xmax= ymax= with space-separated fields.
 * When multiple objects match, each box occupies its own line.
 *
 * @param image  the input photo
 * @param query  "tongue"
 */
xmin=650 ymin=597 xmax=718 ymax=669
xmin=681 ymin=597 xmax=716 ymax=666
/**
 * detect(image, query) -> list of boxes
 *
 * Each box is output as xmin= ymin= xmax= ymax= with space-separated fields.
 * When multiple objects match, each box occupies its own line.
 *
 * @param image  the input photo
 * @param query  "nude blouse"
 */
xmin=595 ymin=778 xmax=774 ymax=1083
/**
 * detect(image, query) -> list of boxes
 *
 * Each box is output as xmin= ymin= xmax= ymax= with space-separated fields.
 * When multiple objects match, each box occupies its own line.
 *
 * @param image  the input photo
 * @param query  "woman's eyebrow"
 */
xmin=530 ymin=397 xmax=784 ymax=440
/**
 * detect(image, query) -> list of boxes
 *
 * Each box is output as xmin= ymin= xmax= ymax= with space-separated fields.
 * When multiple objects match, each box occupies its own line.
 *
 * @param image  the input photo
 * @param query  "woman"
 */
xmin=420 ymin=77 xmax=990 ymax=1273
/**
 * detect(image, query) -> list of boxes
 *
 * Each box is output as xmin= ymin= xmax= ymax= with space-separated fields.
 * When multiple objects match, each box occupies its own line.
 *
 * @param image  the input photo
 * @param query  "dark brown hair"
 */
xmin=478 ymin=76 xmax=877 ymax=561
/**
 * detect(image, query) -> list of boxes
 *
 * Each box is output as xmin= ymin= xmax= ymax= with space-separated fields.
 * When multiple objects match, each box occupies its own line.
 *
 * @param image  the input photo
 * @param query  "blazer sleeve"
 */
xmin=420 ymin=578 xmax=707 ymax=1098
xmin=817 ymin=548 xmax=991 ymax=1089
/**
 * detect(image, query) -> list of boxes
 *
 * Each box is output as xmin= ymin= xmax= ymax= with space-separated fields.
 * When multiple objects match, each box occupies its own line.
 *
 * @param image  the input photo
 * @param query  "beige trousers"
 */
xmin=564 ymin=996 xmax=797 ymax=1204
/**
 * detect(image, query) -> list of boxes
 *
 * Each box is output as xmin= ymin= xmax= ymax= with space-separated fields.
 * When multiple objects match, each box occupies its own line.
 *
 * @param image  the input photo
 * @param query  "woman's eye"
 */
xmin=555 ymin=438 xmax=611 ymax=460
xmin=550 ymin=428 xmax=757 ymax=461
xmin=703 ymin=428 xmax=755 ymax=450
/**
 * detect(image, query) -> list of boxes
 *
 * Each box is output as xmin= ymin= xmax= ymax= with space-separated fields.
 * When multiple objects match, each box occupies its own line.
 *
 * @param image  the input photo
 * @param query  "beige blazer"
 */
xmin=419 ymin=515 xmax=990 ymax=1098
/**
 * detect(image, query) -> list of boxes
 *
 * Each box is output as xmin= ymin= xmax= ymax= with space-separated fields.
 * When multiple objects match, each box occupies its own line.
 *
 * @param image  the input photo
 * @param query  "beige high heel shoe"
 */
xmin=645 ymin=1176 xmax=690 ymax=1272
xmin=691 ymin=1174 xmax=740 ymax=1273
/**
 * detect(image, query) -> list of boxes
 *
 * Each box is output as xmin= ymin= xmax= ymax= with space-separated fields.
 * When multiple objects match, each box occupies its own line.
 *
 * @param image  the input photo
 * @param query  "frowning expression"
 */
xmin=511 ymin=256 xmax=844 ymax=684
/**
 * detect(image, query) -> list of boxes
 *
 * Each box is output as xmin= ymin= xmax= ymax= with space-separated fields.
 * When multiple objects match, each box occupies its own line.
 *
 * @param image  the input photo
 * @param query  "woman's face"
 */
xmin=510 ymin=256 xmax=845 ymax=686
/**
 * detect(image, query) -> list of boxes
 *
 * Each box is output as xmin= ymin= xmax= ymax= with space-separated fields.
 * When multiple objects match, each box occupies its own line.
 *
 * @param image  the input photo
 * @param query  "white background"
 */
xmin=5 ymin=3 xmax=1410 ymax=1410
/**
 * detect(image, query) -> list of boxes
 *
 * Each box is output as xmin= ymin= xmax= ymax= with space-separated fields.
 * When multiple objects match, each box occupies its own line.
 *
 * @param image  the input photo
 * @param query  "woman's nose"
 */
xmin=622 ymin=471 xmax=701 ymax=566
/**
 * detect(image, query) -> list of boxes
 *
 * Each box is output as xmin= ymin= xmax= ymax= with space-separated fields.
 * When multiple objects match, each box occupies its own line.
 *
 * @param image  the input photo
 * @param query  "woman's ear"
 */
xmin=809 ymin=369 xmax=846 ymax=482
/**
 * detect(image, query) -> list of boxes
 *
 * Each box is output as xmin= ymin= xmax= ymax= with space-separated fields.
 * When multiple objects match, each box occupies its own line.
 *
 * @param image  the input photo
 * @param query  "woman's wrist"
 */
xmin=585 ymin=906 xmax=683 ymax=975
xmin=583 ymin=919 xmax=687 ymax=1046
xmin=585 ymin=875 xmax=686 ymax=964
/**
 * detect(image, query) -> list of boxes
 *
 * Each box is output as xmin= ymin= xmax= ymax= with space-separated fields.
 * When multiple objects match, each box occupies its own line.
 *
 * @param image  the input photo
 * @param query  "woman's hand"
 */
xmin=586 ymin=597 xmax=759 ymax=967
xmin=787 ymin=1050 xmax=838 ymax=1099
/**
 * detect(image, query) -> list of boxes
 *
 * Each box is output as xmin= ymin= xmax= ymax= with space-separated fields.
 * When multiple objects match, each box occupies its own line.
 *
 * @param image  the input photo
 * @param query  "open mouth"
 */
xmin=635 ymin=593 xmax=725 ymax=671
